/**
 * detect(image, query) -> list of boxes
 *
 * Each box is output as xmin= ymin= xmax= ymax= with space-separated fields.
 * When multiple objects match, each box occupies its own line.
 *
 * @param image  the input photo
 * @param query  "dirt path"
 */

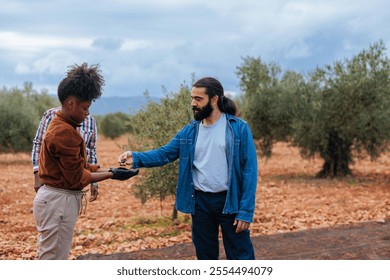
xmin=1 ymin=136 xmax=390 ymax=260
xmin=78 ymin=220 xmax=390 ymax=260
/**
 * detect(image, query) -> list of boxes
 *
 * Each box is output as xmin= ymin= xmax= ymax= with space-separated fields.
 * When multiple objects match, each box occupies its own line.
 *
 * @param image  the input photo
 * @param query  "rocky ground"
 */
xmin=1 ymin=135 xmax=389 ymax=260
xmin=78 ymin=220 xmax=390 ymax=260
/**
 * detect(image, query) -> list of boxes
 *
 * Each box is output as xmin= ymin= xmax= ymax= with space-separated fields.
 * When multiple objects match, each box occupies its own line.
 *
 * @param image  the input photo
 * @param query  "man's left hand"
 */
xmin=90 ymin=183 xmax=99 ymax=202
xmin=233 ymin=219 xmax=250 ymax=233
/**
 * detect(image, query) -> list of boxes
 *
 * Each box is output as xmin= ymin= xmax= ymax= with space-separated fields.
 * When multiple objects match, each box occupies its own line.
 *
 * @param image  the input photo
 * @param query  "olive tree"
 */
xmin=236 ymin=56 xmax=305 ymax=157
xmin=293 ymin=41 xmax=390 ymax=177
xmin=0 ymin=83 xmax=56 ymax=152
xmin=129 ymin=84 xmax=193 ymax=219
xmin=237 ymin=41 xmax=390 ymax=177
xmin=100 ymin=112 xmax=130 ymax=139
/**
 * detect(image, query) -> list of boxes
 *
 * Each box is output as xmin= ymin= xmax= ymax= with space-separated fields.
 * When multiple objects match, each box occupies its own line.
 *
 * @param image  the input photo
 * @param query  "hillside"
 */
xmin=89 ymin=95 xmax=161 ymax=115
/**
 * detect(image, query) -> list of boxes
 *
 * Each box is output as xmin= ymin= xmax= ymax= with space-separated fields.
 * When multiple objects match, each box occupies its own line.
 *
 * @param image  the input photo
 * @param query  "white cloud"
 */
xmin=15 ymin=51 xmax=81 ymax=75
xmin=284 ymin=41 xmax=311 ymax=59
xmin=14 ymin=63 xmax=29 ymax=74
xmin=0 ymin=32 xmax=91 ymax=53
xmin=1 ymin=0 xmax=390 ymax=97
xmin=120 ymin=39 xmax=153 ymax=52
xmin=92 ymin=37 xmax=125 ymax=51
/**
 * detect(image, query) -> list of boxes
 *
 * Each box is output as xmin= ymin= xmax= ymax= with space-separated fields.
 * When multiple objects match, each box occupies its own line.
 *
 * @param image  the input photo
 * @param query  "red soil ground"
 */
xmin=1 ymin=135 xmax=389 ymax=260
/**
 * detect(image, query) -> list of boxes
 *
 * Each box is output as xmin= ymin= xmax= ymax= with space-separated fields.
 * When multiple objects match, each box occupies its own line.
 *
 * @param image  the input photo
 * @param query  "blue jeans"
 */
xmin=191 ymin=190 xmax=255 ymax=260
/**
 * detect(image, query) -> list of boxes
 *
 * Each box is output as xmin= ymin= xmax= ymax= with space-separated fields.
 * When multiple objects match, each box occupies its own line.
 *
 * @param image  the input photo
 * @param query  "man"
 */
xmin=118 ymin=77 xmax=258 ymax=259
xmin=33 ymin=63 xmax=138 ymax=259
xmin=32 ymin=106 xmax=100 ymax=201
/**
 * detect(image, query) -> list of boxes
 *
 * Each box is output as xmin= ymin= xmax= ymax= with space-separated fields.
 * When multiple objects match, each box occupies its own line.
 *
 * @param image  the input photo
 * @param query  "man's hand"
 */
xmin=233 ymin=219 xmax=251 ymax=233
xmin=34 ymin=172 xmax=43 ymax=193
xmin=118 ymin=151 xmax=133 ymax=167
xmin=90 ymin=183 xmax=99 ymax=202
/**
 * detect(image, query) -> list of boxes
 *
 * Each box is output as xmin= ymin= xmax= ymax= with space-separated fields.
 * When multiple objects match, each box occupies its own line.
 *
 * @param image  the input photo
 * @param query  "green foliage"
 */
xmin=21 ymin=82 xmax=59 ymax=117
xmin=99 ymin=112 xmax=130 ymax=139
xmin=237 ymin=41 xmax=390 ymax=177
xmin=129 ymin=83 xmax=193 ymax=219
xmin=236 ymin=56 xmax=305 ymax=157
xmin=292 ymin=40 xmax=390 ymax=177
xmin=0 ymin=83 xmax=57 ymax=152
xmin=93 ymin=115 xmax=104 ymax=129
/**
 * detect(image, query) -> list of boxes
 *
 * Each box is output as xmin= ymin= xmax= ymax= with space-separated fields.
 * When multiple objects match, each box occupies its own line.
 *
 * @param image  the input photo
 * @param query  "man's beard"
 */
xmin=192 ymin=100 xmax=213 ymax=121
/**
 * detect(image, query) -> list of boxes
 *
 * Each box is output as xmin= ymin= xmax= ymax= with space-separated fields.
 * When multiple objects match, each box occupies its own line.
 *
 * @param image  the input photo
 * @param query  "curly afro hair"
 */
xmin=58 ymin=63 xmax=105 ymax=104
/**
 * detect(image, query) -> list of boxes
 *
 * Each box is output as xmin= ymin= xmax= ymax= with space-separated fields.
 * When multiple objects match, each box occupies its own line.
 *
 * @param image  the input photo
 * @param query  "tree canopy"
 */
xmin=128 ymin=84 xmax=193 ymax=219
xmin=237 ymin=40 xmax=390 ymax=177
xmin=0 ymin=83 xmax=57 ymax=152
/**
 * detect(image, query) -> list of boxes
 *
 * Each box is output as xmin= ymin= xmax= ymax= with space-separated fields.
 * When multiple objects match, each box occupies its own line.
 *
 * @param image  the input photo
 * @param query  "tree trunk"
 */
xmin=316 ymin=131 xmax=352 ymax=178
xmin=171 ymin=196 xmax=178 ymax=220
xmin=171 ymin=206 xmax=178 ymax=220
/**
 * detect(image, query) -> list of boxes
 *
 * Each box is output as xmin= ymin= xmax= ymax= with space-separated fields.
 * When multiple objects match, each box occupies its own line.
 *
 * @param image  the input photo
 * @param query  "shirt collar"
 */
xmin=56 ymin=110 xmax=82 ymax=128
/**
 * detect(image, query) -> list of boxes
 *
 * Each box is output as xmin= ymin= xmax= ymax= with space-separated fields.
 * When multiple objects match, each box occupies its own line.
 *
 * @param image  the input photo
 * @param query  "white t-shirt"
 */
xmin=192 ymin=113 xmax=228 ymax=193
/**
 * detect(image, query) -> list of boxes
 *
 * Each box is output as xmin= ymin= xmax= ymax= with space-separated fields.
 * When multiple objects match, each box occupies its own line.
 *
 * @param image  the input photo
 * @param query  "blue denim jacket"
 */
xmin=132 ymin=114 xmax=258 ymax=222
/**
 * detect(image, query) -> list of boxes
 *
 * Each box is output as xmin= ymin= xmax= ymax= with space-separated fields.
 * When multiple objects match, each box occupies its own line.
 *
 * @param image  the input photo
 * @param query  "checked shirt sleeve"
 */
xmin=79 ymin=115 xmax=98 ymax=165
xmin=31 ymin=108 xmax=59 ymax=173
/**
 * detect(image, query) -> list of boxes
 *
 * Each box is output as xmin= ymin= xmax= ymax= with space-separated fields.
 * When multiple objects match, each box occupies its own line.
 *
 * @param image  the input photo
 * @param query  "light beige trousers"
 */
xmin=33 ymin=185 xmax=84 ymax=260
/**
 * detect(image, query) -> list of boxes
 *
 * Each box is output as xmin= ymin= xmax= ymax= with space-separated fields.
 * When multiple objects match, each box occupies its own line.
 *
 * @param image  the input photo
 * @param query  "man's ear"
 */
xmin=211 ymin=95 xmax=219 ymax=106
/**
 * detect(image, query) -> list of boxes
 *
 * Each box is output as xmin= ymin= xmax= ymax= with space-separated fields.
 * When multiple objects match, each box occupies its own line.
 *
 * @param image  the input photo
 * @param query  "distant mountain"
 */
xmin=89 ymin=95 xmax=160 ymax=115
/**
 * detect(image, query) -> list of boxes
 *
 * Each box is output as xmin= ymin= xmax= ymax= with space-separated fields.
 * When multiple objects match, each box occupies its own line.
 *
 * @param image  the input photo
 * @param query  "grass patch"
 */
xmin=95 ymin=215 xmax=192 ymax=240
xmin=133 ymin=216 xmax=173 ymax=229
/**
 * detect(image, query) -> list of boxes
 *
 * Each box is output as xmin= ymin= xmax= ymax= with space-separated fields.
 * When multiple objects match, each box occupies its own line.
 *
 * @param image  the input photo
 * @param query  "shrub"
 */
xmin=0 ymin=89 xmax=38 ymax=152
xmin=100 ymin=112 xmax=130 ymax=139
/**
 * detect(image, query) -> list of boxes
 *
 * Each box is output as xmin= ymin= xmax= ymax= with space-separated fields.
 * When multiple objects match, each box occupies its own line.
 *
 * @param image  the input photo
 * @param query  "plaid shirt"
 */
xmin=32 ymin=106 xmax=98 ymax=173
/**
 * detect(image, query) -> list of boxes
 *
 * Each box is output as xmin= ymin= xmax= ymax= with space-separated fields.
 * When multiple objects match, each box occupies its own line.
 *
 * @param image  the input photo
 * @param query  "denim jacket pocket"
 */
xmin=180 ymin=139 xmax=193 ymax=159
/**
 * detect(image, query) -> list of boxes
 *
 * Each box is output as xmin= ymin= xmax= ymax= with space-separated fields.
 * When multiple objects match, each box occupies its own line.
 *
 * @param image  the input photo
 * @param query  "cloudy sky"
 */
xmin=1 ymin=0 xmax=389 ymax=98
